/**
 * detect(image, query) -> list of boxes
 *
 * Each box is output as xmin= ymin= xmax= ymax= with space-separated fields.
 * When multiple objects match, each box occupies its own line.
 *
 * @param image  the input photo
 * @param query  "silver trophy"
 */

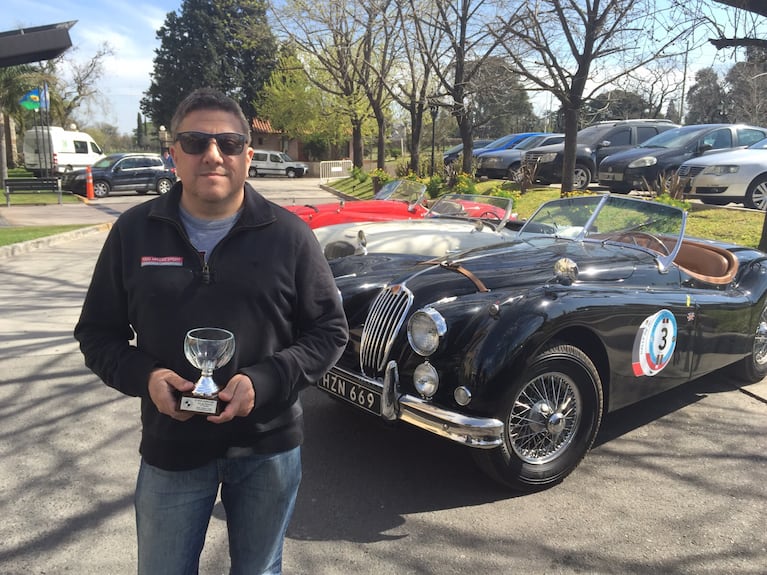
xmin=180 ymin=327 xmax=235 ymax=415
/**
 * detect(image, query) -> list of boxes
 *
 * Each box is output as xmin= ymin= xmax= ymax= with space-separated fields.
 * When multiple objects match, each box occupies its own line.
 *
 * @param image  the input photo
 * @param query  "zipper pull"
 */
xmin=202 ymin=262 xmax=211 ymax=284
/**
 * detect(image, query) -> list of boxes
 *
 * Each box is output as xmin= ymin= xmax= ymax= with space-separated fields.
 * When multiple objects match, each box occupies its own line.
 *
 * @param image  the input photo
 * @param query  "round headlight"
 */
xmin=454 ymin=386 xmax=472 ymax=406
xmin=407 ymin=308 xmax=447 ymax=356
xmin=413 ymin=362 xmax=439 ymax=397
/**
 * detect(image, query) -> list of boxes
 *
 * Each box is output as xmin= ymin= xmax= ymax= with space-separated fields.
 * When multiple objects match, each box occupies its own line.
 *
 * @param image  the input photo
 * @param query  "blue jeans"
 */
xmin=135 ymin=447 xmax=301 ymax=575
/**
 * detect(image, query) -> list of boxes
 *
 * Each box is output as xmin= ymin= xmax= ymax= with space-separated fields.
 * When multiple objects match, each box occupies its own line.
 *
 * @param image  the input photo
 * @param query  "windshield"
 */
xmin=374 ymin=179 xmax=427 ymax=203
xmin=575 ymin=125 xmax=618 ymax=146
xmin=515 ymin=134 xmax=558 ymax=150
xmin=427 ymin=193 xmax=514 ymax=226
xmin=519 ymin=194 xmax=686 ymax=271
xmin=484 ymin=134 xmax=518 ymax=149
xmin=749 ymin=138 xmax=767 ymax=149
xmin=638 ymin=126 xmax=714 ymax=149
xmin=93 ymin=156 xmax=121 ymax=168
xmin=279 ymin=152 xmax=295 ymax=162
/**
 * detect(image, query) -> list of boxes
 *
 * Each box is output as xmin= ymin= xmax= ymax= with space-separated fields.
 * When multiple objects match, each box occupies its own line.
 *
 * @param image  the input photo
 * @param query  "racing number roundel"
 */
xmin=632 ymin=309 xmax=677 ymax=377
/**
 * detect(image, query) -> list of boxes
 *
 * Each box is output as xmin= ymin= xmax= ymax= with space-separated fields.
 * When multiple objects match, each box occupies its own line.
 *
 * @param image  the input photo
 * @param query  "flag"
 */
xmin=19 ymin=88 xmax=41 ymax=110
xmin=40 ymin=83 xmax=50 ymax=111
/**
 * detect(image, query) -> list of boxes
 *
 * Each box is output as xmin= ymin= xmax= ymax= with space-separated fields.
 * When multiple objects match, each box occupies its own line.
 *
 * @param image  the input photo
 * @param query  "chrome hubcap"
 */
xmin=509 ymin=372 xmax=581 ymax=464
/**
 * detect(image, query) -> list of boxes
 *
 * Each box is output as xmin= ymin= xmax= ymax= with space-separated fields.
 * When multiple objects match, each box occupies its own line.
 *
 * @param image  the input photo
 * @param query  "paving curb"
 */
xmin=0 ymin=222 xmax=113 ymax=258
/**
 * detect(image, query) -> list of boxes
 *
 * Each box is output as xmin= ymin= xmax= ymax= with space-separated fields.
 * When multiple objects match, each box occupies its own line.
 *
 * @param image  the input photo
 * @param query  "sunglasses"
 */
xmin=174 ymin=131 xmax=248 ymax=156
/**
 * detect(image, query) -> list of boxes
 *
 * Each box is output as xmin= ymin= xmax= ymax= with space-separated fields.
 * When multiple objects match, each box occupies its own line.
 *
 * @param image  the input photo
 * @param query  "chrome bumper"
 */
xmin=331 ymin=361 xmax=504 ymax=449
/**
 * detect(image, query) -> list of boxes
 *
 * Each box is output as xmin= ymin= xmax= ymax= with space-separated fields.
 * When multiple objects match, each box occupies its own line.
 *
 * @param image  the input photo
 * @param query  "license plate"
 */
xmin=598 ymin=172 xmax=622 ymax=182
xmin=319 ymin=370 xmax=382 ymax=415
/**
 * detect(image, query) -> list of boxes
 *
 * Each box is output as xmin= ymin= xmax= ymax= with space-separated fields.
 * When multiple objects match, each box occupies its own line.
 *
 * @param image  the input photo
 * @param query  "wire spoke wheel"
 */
xmin=509 ymin=372 xmax=581 ymax=464
xmin=474 ymin=342 xmax=602 ymax=491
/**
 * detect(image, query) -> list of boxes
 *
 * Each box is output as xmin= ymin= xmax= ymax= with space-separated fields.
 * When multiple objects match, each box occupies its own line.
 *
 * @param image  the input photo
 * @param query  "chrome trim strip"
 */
xmin=325 ymin=364 xmax=503 ymax=449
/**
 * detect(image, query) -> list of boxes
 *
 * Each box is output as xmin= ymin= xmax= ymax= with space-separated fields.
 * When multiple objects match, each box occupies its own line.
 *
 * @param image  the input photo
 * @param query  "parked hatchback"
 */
xmin=60 ymin=153 xmax=177 ymax=198
xmin=679 ymin=137 xmax=767 ymax=210
xmin=597 ymin=124 xmax=767 ymax=193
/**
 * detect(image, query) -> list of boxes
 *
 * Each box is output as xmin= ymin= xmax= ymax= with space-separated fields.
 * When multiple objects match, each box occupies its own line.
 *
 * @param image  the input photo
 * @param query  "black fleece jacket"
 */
xmin=74 ymin=182 xmax=348 ymax=470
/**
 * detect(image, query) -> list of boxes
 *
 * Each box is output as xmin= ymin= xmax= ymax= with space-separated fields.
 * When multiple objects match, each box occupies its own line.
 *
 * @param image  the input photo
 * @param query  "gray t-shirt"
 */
xmin=179 ymin=206 xmax=241 ymax=262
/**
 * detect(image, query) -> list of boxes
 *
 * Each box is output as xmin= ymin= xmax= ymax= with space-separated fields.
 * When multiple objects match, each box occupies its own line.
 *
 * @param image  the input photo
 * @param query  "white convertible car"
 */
xmin=314 ymin=193 xmax=521 ymax=259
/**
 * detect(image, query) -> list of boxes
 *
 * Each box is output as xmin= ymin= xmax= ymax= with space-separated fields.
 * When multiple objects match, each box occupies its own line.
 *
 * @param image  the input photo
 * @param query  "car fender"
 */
xmin=437 ymin=287 xmax=611 ymax=407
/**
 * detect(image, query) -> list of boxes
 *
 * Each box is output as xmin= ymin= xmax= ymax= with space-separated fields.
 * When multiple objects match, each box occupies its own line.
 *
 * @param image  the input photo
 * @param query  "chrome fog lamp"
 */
xmin=413 ymin=362 xmax=439 ymax=397
xmin=454 ymin=386 xmax=472 ymax=406
xmin=407 ymin=308 xmax=447 ymax=356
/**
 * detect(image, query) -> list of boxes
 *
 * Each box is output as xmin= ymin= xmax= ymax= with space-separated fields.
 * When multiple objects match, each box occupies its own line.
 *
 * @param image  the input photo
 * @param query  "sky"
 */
xmin=1 ymin=0 xmax=761 ymax=136
xmin=1 ymin=0 xmax=180 ymax=134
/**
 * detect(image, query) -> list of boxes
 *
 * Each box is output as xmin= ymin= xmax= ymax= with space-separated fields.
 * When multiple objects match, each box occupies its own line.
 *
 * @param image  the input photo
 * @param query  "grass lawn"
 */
xmin=0 ymin=192 xmax=86 ymax=247
xmin=0 ymin=225 xmax=89 ymax=247
xmin=1 ymin=177 xmax=764 ymax=250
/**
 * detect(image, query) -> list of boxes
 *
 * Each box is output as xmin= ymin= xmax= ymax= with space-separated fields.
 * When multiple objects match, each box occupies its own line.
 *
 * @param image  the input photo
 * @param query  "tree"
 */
xmin=492 ymin=0 xmax=696 ymax=192
xmin=379 ymin=0 xmax=441 ymax=173
xmin=141 ymin=0 xmax=278 ymax=128
xmin=665 ymin=100 xmax=681 ymax=123
xmin=409 ymin=0 xmax=507 ymax=175
xmin=724 ymin=47 xmax=767 ymax=126
xmin=0 ymin=65 xmax=36 ymax=177
xmin=684 ymin=67 xmax=728 ymax=123
xmin=135 ymin=113 xmax=145 ymax=150
xmin=469 ymin=56 xmax=534 ymax=136
xmin=257 ymin=48 xmax=350 ymax=159
xmin=583 ymin=89 xmax=650 ymax=123
xmin=35 ymin=44 xmax=114 ymax=129
xmin=272 ymin=0 xmax=401 ymax=169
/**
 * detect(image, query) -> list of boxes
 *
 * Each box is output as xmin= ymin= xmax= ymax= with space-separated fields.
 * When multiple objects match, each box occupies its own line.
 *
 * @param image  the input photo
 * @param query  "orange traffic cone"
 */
xmin=86 ymin=166 xmax=95 ymax=200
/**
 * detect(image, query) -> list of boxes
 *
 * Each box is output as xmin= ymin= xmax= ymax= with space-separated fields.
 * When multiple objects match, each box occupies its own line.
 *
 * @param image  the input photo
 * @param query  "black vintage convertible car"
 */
xmin=319 ymin=194 xmax=767 ymax=491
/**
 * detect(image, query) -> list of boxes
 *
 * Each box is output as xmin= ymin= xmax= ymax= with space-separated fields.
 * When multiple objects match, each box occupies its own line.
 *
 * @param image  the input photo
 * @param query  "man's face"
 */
xmin=170 ymin=109 xmax=254 ymax=216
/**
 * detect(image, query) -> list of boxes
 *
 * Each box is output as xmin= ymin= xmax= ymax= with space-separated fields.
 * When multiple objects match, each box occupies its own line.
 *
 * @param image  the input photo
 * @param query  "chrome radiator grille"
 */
xmin=677 ymin=165 xmax=705 ymax=178
xmin=360 ymin=284 xmax=413 ymax=375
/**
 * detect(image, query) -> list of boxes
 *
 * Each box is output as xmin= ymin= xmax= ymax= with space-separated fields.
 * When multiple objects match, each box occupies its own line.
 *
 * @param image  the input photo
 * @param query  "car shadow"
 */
xmin=244 ymin=371 xmax=745 ymax=545
xmin=594 ymin=371 xmax=739 ymax=447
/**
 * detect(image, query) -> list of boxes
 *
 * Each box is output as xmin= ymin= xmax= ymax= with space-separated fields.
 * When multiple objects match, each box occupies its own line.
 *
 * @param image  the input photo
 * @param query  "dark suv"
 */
xmin=61 ymin=153 xmax=177 ymax=198
xmin=522 ymin=119 xmax=679 ymax=189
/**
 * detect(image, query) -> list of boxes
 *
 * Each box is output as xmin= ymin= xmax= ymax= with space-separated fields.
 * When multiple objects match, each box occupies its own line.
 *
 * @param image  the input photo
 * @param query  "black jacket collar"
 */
xmin=148 ymin=181 xmax=278 ymax=229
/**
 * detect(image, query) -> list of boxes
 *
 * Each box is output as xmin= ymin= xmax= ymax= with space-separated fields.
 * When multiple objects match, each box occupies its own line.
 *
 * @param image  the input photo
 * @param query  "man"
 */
xmin=74 ymin=88 xmax=348 ymax=574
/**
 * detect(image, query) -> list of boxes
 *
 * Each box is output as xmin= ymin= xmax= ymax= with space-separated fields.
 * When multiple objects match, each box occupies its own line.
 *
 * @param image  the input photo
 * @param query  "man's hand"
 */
xmin=148 ymin=368 xmax=195 ymax=421
xmin=207 ymin=373 xmax=255 ymax=424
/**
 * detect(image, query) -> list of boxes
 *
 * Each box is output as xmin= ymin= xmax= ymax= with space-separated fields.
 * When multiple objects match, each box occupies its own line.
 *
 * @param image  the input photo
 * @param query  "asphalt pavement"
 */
xmin=0 ymin=190 xmax=766 ymax=574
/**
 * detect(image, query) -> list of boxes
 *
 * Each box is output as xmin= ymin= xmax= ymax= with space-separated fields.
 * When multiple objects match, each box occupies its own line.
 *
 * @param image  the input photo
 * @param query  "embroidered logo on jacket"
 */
xmin=141 ymin=256 xmax=184 ymax=267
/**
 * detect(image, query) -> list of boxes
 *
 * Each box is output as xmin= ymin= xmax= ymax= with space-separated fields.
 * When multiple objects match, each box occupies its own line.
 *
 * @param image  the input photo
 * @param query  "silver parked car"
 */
xmin=679 ymin=137 xmax=767 ymax=210
xmin=475 ymin=133 xmax=565 ymax=180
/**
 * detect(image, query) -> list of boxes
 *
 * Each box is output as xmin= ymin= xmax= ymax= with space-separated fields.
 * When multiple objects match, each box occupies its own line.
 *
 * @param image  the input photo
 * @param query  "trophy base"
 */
xmin=179 ymin=393 xmax=222 ymax=415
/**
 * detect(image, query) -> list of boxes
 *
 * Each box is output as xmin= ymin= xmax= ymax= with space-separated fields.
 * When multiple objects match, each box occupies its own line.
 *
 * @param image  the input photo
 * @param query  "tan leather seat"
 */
xmin=673 ymin=240 xmax=738 ymax=285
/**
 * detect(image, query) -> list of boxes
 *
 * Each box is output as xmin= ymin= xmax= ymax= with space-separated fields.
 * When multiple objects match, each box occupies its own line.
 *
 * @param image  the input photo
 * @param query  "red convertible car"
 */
xmin=287 ymin=179 xmax=430 ymax=228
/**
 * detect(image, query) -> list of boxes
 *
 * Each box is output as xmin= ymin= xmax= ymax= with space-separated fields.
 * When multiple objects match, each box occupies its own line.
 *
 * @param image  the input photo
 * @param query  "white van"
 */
xmin=23 ymin=126 xmax=104 ymax=176
xmin=249 ymin=150 xmax=308 ymax=178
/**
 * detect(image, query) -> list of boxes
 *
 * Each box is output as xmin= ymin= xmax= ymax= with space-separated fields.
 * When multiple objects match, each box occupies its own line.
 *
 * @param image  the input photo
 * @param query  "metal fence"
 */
xmin=319 ymin=160 xmax=353 ymax=183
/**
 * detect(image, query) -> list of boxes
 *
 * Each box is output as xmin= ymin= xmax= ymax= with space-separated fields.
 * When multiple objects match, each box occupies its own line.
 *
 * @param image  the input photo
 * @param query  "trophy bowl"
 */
xmin=180 ymin=327 xmax=235 ymax=415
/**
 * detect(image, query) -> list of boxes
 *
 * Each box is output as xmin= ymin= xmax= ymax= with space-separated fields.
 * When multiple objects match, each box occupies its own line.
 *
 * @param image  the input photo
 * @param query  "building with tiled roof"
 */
xmin=250 ymin=117 xmax=305 ymax=162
